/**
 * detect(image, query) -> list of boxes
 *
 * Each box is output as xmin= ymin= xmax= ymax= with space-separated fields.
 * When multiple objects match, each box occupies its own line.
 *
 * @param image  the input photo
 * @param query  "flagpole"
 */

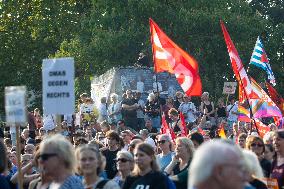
xmin=236 ymin=71 xmax=258 ymax=134
xmin=154 ymin=74 xmax=163 ymax=128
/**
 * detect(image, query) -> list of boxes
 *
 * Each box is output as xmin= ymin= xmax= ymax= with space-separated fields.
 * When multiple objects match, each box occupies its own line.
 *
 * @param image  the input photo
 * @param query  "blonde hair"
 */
xmin=75 ymin=144 xmax=103 ymax=175
xmin=175 ymin=137 xmax=195 ymax=158
xmin=132 ymin=143 xmax=160 ymax=175
xmin=39 ymin=134 xmax=75 ymax=173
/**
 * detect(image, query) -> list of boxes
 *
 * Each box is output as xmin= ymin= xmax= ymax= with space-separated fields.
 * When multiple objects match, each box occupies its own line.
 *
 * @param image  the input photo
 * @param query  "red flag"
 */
xmin=266 ymin=82 xmax=284 ymax=115
xmin=179 ymin=112 xmax=188 ymax=136
xmin=220 ymin=21 xmax=258 ymax=103
xmin=149 ymin=18 xmax=202 ymax=96
xmin=253 ymin=119 xmax=270 ymax=138
xmin=197 ymin=127 xmax=206 ymax=136
xmin=161 ymin=114 xmax=176 ymax=140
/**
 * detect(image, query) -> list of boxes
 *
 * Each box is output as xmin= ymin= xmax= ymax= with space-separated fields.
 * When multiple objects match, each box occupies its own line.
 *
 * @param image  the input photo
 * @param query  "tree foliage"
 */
xmin=0 ymin=0 xmax=283 ymax=117
xmin=0 ymin=0 xmax=91 ymax=115
xmin=57 ymin=0 xmax=276 ymax=99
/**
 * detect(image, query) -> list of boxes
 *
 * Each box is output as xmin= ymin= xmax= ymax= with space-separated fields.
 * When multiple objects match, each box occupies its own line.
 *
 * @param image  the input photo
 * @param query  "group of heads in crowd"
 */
xmin=0 ymin=90 xmax=283 ymax=189
xmin=0 ymin=121 xmax=284 ymax=189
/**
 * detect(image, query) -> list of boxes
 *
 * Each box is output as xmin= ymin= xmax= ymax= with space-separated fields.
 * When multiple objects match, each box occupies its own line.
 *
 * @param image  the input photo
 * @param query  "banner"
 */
xmin=5 ymin=86 xmax=27 ymax=124
xmin=42 ymin=57 xmax=75 ymax=115
xmin=91 ymin=68 xmax=115 ymax=107
xmin=223 ymin=82 xmax=237 ymax=94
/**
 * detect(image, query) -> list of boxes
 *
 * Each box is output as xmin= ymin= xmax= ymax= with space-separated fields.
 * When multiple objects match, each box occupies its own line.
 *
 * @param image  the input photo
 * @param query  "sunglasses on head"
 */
xmin=158 ymin=140 xmax=167 ymax=144
xmin=39 ymin=153 xmax=57 ymax=161
xmin=250 ymin=143 xmax=263 ymax=148
xmin=115 ymin=158 xmax=130 ymax=163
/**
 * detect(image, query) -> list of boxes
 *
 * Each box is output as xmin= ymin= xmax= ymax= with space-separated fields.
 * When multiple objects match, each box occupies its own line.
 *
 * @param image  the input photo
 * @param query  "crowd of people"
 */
xmin=0 ymin=89 xmax=283 ymax=189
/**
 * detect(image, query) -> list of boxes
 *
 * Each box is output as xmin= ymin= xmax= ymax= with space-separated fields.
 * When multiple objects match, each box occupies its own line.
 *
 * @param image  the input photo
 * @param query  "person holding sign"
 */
xmin=0 ymin=140 xmax=11 ymax=189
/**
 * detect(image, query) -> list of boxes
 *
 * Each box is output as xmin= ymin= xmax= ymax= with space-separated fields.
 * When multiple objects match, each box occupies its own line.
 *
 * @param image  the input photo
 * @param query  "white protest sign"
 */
xmin=42 ymin=57 xmax=75 ymax=115
xmin=223 ymin=82 xmax=237 ymax=94
xmin=5 ymin=86 xmax=27 ymax=124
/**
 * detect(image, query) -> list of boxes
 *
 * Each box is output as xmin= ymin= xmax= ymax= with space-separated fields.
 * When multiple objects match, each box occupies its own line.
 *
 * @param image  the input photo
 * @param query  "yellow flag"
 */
xmin=219 ymin=126 xmax=227 ymax=139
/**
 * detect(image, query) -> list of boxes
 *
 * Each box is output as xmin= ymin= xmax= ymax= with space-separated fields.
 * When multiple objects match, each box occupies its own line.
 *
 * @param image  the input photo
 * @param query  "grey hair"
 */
xmin=40 ymin=134 xmax=76 ymax=173
xmin=242 ymin=149 xmax=263 ymax=178
xmin=116 ymin=151 xmax=134 ymax=161
xmin=158 ymin=134 xmax=171 ymax=142
xmin=188 ymin=140 xmax=242 ymax=187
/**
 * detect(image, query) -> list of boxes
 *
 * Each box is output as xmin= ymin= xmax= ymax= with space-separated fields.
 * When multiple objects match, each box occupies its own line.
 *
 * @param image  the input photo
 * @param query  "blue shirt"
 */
xmin=156 ymin=152 xmax=175 ymax=171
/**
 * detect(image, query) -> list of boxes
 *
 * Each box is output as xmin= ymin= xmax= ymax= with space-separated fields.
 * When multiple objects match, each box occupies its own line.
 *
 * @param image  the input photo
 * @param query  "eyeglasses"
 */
xmin=250 ymin=143 xmax=264 ymax=148
xmin=115 ymin=158 xmax=130 ymax=163
xmin=25 ymin=149 xmax=33 ymax=153
xmin=39 ymin=153 xmax=57 ymax=161
xmin=157 ymin=140 xmax=167 ymax=144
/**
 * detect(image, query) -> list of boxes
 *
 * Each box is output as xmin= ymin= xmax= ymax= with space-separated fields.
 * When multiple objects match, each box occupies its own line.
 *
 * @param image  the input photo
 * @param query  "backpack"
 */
xmin=96 ymin=179 xmax=109 ymax=189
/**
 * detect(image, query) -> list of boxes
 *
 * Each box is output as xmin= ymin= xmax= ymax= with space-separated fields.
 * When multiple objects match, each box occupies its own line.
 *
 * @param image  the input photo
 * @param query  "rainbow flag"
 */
xmin=238 ymin=78 xmax=282 ymax=121
xmin=238 ymin=104 xmax=251 ymax=122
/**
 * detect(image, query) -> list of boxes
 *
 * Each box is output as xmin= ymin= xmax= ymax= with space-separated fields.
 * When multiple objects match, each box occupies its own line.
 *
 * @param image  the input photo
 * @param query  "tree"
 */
xmin=56 ymin=0 xmax=272 ymax=100
xmin=0 ymin=0 xmax=91 ymax=116
xmin=249 ymin=0 xmax=284 ymax=94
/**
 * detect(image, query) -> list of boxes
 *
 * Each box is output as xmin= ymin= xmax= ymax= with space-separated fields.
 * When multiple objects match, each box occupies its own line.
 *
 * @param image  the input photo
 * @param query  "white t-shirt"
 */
xmin=108 ymin=102 xmax=122 ymax=122
xmin=226 ymin=103 xmax=238 ymax=122
xmin=43 ymin=114 xmax=56 ymax=131
xmin=179 ymin=102 xmax=197 ymax=123
xmin=153 ymin=82 xmax=162 ymax=92
xmin=98 ymin=103 xmax=107 ymax=123
xmin=136 ymin=99 xmax=145 ymax=119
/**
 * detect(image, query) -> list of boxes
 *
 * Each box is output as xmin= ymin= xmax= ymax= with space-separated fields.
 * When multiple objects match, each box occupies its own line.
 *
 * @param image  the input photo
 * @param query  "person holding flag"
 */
xmin=178 ymin=95 xmax=197 ymax=128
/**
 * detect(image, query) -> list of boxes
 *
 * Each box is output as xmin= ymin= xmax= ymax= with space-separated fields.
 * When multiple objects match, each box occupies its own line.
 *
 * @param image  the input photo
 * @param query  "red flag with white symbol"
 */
xmin=149 ymin=18 xmax=202 ymax=96
xmin=220 ymin=21 xmax=259 ymax=103
xmin=254 ymin=119 xmax=270 ymax=138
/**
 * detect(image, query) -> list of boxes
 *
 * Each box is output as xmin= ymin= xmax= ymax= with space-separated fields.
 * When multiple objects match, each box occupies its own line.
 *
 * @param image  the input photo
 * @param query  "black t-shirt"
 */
xmin=173 ymin=100 xmax=181 ymax=110
xmin=122 ymin=171 xmax=169 ymax=189
xmin=250 ymin=178 xmax=268 ymax=189
xmin=101 ymin=149 xmax=119 ymax=179
xmin=260 ymin=158 xmax=271 ymax=178
xmin=146 ymin=127 xmax=158 ymax=133
xmin=145 ymin=100 xmax=160 ymax=118
xmin=122 ymin=98 xmax=137 ymax=118
xmin=216 ymin=106 xmax=227 ymax=118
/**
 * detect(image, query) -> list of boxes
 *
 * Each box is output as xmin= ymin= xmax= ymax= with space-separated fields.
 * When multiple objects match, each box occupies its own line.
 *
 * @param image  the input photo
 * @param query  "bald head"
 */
xmin=188 ymin=140 xmax=246 ymax=189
